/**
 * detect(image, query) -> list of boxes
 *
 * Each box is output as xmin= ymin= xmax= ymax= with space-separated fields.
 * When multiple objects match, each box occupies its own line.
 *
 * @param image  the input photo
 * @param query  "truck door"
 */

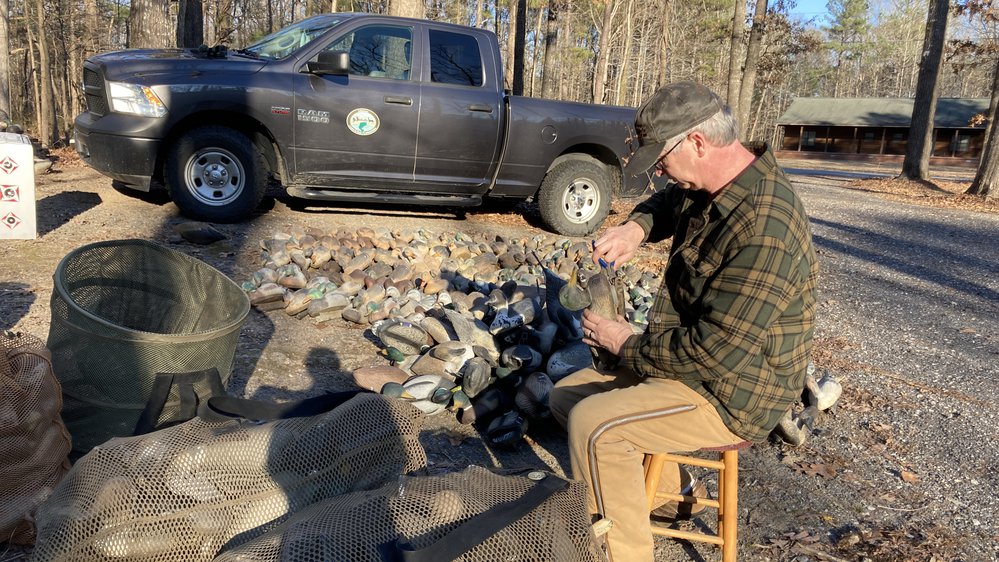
xmin=292 ymin=23 xmax=420 ymax=189
xmin=413 ymin=28 xmax=502 ymax=195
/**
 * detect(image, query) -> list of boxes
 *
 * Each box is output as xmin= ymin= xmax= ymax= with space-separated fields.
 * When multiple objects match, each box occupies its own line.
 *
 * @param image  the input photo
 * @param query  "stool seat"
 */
xmin=644 ymin=441 xmax=751 ymax=562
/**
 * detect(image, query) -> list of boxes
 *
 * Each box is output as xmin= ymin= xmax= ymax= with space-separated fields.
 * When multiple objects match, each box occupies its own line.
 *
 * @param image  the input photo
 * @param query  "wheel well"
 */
xmin=155 ymin=112 xmax=285 ymax=185
xmin=549 ymin=144 xmax=623 ymax=195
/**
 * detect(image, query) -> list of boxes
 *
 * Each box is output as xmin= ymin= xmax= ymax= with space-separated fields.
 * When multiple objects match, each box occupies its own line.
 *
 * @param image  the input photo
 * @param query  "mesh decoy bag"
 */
xmin=46 ymin=239 xmax=250 ymax=454
xmin=31 ymin=394 xmax=428 ymax=562
xmin=215 ymin=465 xmax=603 ymax=562
xmin=0 ymin=331 xmax=72 ymax=544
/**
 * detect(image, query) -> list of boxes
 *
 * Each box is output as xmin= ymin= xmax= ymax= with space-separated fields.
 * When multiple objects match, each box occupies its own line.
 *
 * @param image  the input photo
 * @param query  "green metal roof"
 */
xmin=776 ymin=97 xmax=989 ymax=128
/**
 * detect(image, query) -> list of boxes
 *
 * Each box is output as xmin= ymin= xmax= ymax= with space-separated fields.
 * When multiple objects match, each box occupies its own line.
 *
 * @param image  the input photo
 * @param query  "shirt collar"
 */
xmin=709 ymin=141 xmax=772 ymax=218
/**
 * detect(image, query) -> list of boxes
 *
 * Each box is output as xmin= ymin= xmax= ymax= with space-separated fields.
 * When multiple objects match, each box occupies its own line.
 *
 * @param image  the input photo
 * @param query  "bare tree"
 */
xmin=389 ymin=0 xmax=425 ymax=19
xmin=592 ymin=0 xmax=618 ymax=103
xmin=900 ymin=0 xmax=949 ymax=181
xmin=541 ymin=0 xmax=560 ymax=99
xmin=0 ymin=0 xmax=9 ymax=117
xmin=128 ymin=0 xmax=175 ymax=48
xmin=33 ymin=0 xmax=59 ymax=145
xmin=737 ymin=0 xmax=768 ymax=138
xmin=177 ymin=0 xmax=205 ymax=48
xmin=512 ymin=0 xmax=527 ymax=95
xmin=968 ymin=57 xmax=999 ymax=198
xmin=726 ymin=0 xmax=747 ymax=109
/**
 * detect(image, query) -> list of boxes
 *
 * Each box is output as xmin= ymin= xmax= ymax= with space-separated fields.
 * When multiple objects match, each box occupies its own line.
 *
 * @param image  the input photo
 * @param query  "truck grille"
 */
xmin=83 ymin=66 xmax=107 ymax=117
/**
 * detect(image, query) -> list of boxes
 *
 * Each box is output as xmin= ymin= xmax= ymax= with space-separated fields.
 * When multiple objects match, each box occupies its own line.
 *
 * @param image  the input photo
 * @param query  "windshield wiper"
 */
xmin=232 ymin=48 xmax=261 ymax=59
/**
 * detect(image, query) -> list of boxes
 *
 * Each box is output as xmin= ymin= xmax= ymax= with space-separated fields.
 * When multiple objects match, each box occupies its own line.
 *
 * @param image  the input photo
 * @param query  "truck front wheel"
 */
xmin=165 ymin=126 xmax=267 ymax=222
xmin=537 ymin=158 xmax=611 ymax=236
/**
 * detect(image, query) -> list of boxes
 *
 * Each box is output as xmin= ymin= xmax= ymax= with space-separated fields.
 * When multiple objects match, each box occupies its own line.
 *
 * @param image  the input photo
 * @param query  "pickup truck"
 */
xmin=74 ymin=13 xmax=648 ymax=236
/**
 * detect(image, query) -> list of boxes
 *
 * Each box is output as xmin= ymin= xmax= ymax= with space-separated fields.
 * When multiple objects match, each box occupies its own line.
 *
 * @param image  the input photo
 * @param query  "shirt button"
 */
xmin=653 ymin=316 xmax=662 ymax=323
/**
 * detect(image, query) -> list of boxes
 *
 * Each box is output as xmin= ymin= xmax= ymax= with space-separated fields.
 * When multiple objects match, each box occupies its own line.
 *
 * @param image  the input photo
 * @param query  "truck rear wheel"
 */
xmin=537 ymin=158 xmax=611 ymax=236
xmin=165 ymin=126 xmax=267 ymax=222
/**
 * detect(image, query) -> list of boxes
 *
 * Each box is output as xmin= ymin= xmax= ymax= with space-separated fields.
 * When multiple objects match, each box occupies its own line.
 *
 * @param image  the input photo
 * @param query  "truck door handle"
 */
xmin=468 ymin=104 xmax=494 ymax=113
xmin=384 ymin=96 xmax=413 ymax=106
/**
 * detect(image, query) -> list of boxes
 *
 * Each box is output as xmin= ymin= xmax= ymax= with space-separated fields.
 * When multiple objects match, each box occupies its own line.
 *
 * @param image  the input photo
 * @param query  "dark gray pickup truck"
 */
xmin=74 ymin=13 xmax=648 ymax=235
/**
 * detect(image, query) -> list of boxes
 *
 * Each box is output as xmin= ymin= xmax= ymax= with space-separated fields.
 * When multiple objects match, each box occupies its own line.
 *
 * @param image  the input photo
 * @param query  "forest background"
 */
xmin=1 ymin=0 xmax=998 ymax=183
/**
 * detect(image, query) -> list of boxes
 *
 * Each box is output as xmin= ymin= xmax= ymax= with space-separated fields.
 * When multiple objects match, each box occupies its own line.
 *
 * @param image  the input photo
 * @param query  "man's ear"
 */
xmin=688 ymin=131 xmax=709 ymax=156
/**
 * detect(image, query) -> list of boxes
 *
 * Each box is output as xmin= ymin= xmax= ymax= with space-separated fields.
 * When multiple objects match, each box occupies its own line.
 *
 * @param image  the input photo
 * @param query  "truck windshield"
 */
xmin=242 ymin=15 xmax=345 ymax=60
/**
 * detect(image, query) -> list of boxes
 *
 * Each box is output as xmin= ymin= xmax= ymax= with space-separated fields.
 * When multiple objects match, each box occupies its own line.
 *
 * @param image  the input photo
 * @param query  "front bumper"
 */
xmin=74 ymin=113 xmax=162 ymax=192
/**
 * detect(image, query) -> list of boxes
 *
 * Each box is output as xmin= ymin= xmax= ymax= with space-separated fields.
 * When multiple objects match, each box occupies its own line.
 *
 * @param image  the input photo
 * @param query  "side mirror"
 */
xmin=307 ymin=50 xmax=349 ymax=75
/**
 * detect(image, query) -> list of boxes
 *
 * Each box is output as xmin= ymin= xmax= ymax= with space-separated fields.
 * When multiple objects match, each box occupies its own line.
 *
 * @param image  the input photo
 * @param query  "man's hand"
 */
xmin=592 ymin=221 xmax=644 ymax=267
xmin=581 ymin=309 xmax=633 ymax=356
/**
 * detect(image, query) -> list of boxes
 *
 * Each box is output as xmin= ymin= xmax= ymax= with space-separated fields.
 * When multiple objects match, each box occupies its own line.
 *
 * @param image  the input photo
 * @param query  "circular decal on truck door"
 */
xmin=346 ymin=108 xmax=380 ymax=136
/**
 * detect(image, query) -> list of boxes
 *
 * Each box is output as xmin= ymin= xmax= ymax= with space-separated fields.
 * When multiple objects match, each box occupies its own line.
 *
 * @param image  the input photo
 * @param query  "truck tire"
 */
xmin=537 ymin=158 xmax=611 ymax=237
xmin=165 ymin=126 xmax=267 ymax=223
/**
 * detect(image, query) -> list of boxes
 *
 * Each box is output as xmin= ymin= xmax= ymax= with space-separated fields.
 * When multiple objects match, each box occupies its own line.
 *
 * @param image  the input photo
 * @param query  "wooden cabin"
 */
xmin=773 ymin=97 xmax=989 ymax=167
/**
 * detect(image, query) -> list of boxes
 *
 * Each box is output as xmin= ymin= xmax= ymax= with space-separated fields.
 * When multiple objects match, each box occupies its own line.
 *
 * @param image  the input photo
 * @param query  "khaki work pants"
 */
xmin=550 ymin=368 xmax=745 ymax=562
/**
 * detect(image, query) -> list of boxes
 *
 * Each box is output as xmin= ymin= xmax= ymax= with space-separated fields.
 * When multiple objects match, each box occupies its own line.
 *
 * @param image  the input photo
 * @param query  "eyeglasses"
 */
xmin=655 ymin=136 xmax=685 ymax=169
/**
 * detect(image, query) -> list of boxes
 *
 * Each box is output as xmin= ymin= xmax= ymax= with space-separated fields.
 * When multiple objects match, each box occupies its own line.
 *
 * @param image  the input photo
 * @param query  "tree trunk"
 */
xmin=389 ymin=0 xmax=425 ymax=19
xmin=512 ymin=0 xmax=526 ymax=95
xmin=128 ymin=0 xmax=174 ymax=48
xmin=592 ymin=0 xmax=617 ymax=104
xmin=0 ymin=0 xmax=9 ymax=118
xmin=177 ymin=0 xmax=204 ymax=48
xmin=656 ymin=0 xmax=670 ymax=89
xmin=473 ymin=0 xmax=485 ymax=26
xmin=541 ymin=0 xmax=559 ymax=99
xmin=900 ymin=0 xmax=948 ymax=181
xmin=83 ymin=0 xmax=101 ymax=55
xmin=981 ymin=58 xmax=999 ymax=150
xmin=34 ymin=0 xmax=58 ymax=146
xmin=968 ymin=104 xmax=998 ymax=198
xmin=726 ymin=0 xmax=747 ymax=109
xmin=737 ymin=0 xmax=767 ymax=139
xmin=504 ymin=0 xmax=517 ymax=90
xmin=529 ymin=5 xmax=545 ymax=96
xmin=968 ymin=60 xmax=999 ymax=197
xmin=614 ymin=0 xmax=634 ymax=106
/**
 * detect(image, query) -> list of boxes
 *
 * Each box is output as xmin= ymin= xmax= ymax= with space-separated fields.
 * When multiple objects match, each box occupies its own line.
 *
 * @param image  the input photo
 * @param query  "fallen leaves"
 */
xmin=846 ymin=177 xmax=999 ymax=215
xmin=781 ymin=453 xmax=841 ymax=478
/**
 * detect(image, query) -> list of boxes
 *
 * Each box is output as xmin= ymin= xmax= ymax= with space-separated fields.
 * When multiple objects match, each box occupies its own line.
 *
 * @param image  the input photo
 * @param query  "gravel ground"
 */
xmin=2 ymin=155 xmax=997 ymax=562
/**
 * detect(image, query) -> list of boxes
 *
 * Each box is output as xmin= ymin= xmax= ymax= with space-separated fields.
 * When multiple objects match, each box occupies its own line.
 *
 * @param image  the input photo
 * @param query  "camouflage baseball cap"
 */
xmin=625 ymin=81 xmax=724 ymax=175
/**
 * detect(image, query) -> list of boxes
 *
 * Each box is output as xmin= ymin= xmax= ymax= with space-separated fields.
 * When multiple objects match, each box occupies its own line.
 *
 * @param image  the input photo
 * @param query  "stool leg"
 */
xmin=644 ymin=454 xmax=665 ymax=512
xmin=720 ymin=450 xmax=738 ymax=562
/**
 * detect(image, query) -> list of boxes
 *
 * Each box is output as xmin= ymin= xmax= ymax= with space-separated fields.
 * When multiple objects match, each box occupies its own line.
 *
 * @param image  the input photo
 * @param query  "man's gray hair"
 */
xmin=664 ymin=101 xmax=740 ymax=148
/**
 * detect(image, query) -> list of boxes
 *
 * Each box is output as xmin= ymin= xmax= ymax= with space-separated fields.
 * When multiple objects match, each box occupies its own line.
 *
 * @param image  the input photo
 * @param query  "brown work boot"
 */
xmin=651 ymin=470 xmax=709 ymax=521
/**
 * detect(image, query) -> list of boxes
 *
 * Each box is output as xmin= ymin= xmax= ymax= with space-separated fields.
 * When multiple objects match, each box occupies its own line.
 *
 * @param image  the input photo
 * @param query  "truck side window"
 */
xmin=325 ymin=25 xmax=412 ymax=80
xmin=429 ymin=30 xmax=483 ymax=87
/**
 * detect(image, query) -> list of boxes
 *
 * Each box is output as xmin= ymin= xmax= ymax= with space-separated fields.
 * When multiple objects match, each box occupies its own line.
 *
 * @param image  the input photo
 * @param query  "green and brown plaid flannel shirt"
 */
xmin=620 ymin=143 xmax=818 ymax=442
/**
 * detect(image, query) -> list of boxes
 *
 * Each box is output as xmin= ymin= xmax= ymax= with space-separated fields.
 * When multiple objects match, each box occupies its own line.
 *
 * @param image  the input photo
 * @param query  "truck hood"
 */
xmin=91 ymin=49 xmax=267 ymax=82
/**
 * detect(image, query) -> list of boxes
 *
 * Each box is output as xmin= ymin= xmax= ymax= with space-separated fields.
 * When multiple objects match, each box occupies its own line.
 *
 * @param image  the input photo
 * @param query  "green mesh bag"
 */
xmin=46 ymin=239 xmax=249 ymax=454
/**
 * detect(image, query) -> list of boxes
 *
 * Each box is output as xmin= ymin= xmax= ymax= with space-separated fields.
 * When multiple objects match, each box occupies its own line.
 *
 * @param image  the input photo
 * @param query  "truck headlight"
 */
xmin=107 ymin=81 xmax=167 ymax=117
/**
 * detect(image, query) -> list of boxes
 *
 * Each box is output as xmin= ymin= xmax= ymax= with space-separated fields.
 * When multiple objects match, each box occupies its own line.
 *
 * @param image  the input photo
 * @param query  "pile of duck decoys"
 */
xmin=240 ymin=225 xmax=658 ymax=447
xmin=240 ymin=224 xmax=841 ymax=448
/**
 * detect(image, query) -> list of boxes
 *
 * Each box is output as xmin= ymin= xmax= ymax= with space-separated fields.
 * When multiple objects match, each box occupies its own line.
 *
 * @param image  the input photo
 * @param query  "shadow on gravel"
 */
xmin=811 ymin=217 xmax=999 ymax=305
xmin=0 ymin=282 xmax=34 ymax=330
xmin=35 ymin=191 xmax=101 ymax=237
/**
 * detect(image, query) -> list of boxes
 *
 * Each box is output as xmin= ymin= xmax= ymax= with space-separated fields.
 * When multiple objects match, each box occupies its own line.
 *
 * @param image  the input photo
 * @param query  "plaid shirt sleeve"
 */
xmin=619 ymin=231 xmax=806 ymax=381
xmin=626 ymin=183 xmax=684 ymax=243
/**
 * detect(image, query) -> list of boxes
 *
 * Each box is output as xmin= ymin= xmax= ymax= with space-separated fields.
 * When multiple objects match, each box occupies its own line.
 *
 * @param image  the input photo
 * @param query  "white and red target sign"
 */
xmin=0 ymin=133 xmax=36 ymax=239
xmin=1 ymin=185 xmax=19 ymax=202
xmin=0 ymin=156 xmax=19 ymax=175
xmin=2 ymin=211 xmax=22 ymax=229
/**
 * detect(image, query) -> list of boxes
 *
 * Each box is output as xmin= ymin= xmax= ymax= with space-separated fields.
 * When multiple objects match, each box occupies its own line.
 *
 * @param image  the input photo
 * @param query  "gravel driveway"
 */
xmin=2 ymin=161 xmax=997 ymax=561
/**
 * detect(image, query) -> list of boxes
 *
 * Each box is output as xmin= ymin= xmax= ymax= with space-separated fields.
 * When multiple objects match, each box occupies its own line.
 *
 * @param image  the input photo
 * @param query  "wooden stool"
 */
xmin=643 ymin=441 xmax=751 ymax=562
